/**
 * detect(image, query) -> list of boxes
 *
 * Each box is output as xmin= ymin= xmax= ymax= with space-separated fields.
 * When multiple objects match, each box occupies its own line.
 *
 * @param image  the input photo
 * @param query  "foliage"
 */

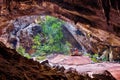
xmin=99 ymin=55 xmax=108 ymax=61
xmin=91 ymin=54 xmax=99 ymax=62
xmin=32 ymin=16 xmax=71 ymax=57
xmin=84 ymin=53 xmax=99 ymax=62
xmin=35 ymin=56 xmax=46 ymax=61
xmin=17 ymin=46 xmax=31 ymax=59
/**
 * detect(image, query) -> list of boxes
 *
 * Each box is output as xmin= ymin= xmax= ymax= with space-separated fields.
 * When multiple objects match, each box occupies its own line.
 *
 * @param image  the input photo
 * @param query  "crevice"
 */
xmin=101 ymin=0 xmax=110 ymax=25
xmin=47 ymin=1 xmax=96 ymax=15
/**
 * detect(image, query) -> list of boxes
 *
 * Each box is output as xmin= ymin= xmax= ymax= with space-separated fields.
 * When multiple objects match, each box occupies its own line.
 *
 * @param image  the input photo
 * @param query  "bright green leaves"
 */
xmin=17 ymin=46 xmax=31 ymax=59
xmin=48 ymin=35 xmax=54 ymax=44
xmin=33 ymin=34 xmax=41 ymax=47
xmin=91 ymin=54 xmax=99 ymax=62
xmin=17 ymin=46 xmax=25 ymax=56
xmin=32 ymin=16 xmax=71 ymax=56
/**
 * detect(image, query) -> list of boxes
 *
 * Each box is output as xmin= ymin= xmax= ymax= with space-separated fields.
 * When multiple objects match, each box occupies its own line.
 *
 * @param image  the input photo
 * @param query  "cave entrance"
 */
xmin=5 ymin=15 xmax=88 ymax=61
xmin=2 ymin=15 xmax=113 ymax=64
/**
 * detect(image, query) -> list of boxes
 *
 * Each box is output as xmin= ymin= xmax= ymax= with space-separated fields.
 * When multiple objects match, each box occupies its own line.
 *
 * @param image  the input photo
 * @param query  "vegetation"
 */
xmin=84 ymin=53 xmax=99 ymax=62
xmin=16 ymin=15 xmax=108 ymax=63
xmin=16 ymin=46 xmax=31 ymax=59
xmin=31 ymin=16 xmax=72 ymax=57
xmin=16 ymin=16 xmax=72 ymax=60
xmin=91 ymin=54 xmax=99 ymax=62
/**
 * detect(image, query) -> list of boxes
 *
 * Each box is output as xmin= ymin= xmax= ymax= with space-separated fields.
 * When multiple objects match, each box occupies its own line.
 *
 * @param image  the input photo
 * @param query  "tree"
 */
xmin=32 ymin=16 xmax=71 ymax=57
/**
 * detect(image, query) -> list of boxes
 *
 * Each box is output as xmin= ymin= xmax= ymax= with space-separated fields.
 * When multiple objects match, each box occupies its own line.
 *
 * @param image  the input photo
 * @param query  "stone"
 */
xmin=32 ymin=25 xmax=42 ymax=36
xmin=48 ymin=54 xmax=92 ymax=65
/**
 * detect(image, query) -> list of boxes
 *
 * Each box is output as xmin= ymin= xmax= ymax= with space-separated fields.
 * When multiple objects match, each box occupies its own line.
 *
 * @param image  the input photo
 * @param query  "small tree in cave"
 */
xmin=32 ymin=16 xmax=71 ymax=57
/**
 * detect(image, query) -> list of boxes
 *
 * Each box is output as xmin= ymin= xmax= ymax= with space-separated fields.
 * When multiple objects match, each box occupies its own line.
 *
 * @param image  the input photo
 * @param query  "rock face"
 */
xmin=0 ymin=16 xmax=42 ymax=51
xmin=0 ymin=42 xmax=117 ymax=80
xmin=48 ymin=54 xmax=120 ymax=80
xmin=8 ymin=16 xmax=42 ymax=51
xmin=48 ymin=54 xmax=92 ymax=65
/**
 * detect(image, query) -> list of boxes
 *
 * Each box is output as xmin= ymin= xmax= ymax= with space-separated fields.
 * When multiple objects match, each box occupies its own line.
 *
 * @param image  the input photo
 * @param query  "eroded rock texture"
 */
xmin=48 ymin=54 xmax=120 ymax=80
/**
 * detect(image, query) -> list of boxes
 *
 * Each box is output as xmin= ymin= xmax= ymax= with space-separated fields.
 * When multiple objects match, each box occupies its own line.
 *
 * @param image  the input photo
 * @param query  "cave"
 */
xmin=0 ymin=0 xmax=120 ymax=80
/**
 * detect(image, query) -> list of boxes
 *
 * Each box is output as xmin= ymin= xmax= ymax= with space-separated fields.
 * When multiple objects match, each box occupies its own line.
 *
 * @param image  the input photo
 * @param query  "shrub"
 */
xmin=32 ymin=16 xmax=71 ymax=56
xmin=17 ymin=46 xmax=31 ymax=59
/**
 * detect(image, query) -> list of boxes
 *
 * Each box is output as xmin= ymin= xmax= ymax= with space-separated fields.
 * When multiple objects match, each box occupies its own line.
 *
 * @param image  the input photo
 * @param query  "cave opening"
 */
xmin=1 ymin=15 xmax=89 ymax=62
xmin=1 ymin=15 xmax=120 ymax=64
